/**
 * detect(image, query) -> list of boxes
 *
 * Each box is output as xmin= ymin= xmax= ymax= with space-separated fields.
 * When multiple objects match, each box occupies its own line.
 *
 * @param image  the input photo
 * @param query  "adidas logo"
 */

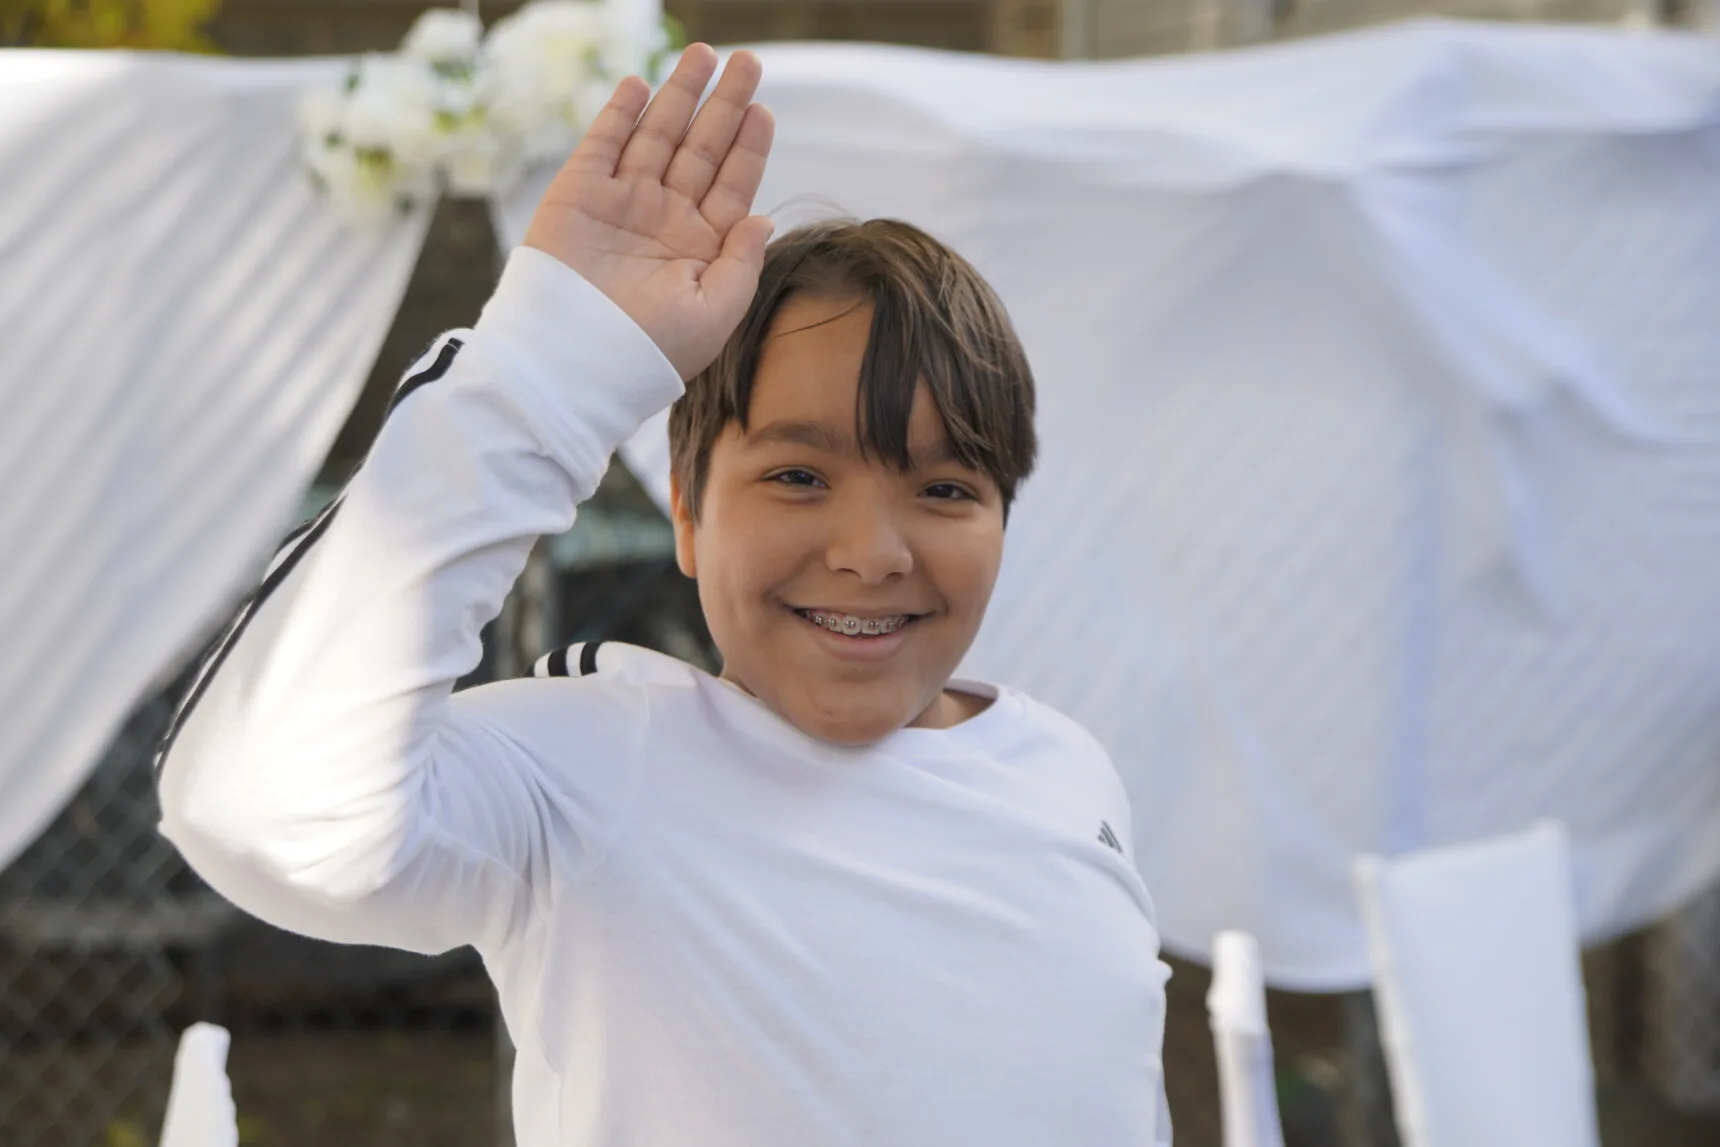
xmin=1097 ymin=821 xmax=1123 ymax=854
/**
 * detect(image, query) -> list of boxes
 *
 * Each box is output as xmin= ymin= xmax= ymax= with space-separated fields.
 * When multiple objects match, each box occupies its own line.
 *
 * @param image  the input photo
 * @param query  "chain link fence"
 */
xmin=1 ymin=689 xmax=194 ymax=1147
xmin=0 ymin=456 xmax=712 ymax=1147
xmin=0 ymin=578 xmax=502 ymax=1147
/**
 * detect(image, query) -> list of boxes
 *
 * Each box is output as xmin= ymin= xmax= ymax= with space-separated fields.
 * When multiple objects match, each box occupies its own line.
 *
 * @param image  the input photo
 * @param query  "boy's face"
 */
xmin=670 ymin=293 xmax=1006 ymax=746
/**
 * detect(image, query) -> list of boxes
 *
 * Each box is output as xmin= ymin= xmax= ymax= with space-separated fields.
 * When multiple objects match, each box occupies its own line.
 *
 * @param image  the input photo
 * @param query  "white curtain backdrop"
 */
xmin=498 ymin=19 xmax=1720 ymax=988
xmin=7 ymin=19 xmax=1718 ymax=991
xmin=0 ymin=52 xmax=430 ymax=872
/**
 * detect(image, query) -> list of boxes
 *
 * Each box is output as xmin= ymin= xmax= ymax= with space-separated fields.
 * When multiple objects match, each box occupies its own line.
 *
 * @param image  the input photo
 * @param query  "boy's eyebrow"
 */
xmin=747 ymin=419 xmax=853 ymax=455
xmin=746 ymin=419 xmax=967 ymax=468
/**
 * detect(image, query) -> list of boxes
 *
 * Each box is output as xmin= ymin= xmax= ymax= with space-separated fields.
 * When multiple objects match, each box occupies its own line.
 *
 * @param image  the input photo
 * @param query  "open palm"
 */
xmin=523 ymin=45 xmax=776 ymax=380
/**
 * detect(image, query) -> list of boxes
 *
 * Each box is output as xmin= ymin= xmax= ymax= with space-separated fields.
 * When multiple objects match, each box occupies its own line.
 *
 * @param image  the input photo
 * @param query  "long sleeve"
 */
xmin=156 ymin=247 xmax=683 ymax=957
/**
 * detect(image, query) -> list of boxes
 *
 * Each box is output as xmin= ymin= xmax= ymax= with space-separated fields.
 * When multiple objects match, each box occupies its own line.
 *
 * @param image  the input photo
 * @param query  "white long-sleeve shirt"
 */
xmin=157 ymin=246 xmax=1173 ymax=1147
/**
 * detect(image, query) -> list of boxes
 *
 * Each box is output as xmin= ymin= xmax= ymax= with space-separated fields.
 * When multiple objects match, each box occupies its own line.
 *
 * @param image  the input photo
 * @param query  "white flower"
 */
xmin=299 ymin=0 xmax=676 ymax=221
xmin=442 ymin=127 xmax=525 ymax=196
xmin=342 ymin=54 xmax=444 ymax=173
xmin=302 ymin=132 xmax=434 ymax=225
xmin=605 ymin=0 xmax=668 ymax=78
xmin=402 ymin=8 xmax=484 ymax=68
xmin=434 ymin=74 xmax=483 ymax=120
xmin=297 ymin=85 xmax=346 ymax=144
xmin=299 ymin=57 xmax=444 ymax=225
xmin=484 ymin=0 xmax=619 ymax=162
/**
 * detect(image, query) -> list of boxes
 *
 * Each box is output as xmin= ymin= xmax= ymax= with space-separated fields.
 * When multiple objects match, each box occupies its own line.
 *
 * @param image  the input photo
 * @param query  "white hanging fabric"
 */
xmin=0 ymin=51 xmax=431 ymax=872
xmin=494 ymin=19 xmax=1720 ymax=988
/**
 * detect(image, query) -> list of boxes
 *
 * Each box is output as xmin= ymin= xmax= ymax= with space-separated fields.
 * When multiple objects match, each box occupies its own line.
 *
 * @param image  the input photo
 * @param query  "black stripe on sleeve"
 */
xmin=385 ymin=337 xmax=462 ymax=416
xmin=153 ymin=336 xmax=465 ymax=778
xmin=152 ymin=502 xmax=343 ymax=777
xmin=545 ymin=646 xmax=571 ymax=678
xmin=578 ymin=641 xmax=603 ymax=677
xmin=275 ymin=514 xmax=317 ymax=553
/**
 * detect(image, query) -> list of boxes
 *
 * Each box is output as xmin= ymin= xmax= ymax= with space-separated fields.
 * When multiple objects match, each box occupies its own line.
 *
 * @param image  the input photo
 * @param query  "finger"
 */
xmin=565 ymin=75 xmax=652 ymax=176
xmin=615 ymin=43 xmax=719 ymax=182
xmin=663 ymin=50 xmax=763 ymax=205
xmin=701 ymin=213 xmax=776 ymax=316
xmin=699 ymin=103 xmax=775 ymax=233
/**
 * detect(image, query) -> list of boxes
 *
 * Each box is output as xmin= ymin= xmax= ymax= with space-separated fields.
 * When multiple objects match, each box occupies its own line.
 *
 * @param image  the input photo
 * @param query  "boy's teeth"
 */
xmin=802 ymin=610 xmax=910 ymax=636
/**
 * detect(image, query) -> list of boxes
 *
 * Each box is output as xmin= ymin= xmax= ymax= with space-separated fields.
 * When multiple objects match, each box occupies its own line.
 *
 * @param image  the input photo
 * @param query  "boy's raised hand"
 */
xmin=523 ymin=45 xmax=776 ymax=381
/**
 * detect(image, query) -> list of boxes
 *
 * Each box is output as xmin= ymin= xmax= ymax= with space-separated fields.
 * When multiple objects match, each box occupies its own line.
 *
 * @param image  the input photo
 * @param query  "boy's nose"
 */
xmin=824 ymin=495 xmax=913 ymax=584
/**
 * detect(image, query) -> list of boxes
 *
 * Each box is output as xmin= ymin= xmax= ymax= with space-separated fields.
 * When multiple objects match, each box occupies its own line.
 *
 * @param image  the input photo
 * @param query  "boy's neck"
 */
xmin=910 ymin=686 xmax=994 ymax=730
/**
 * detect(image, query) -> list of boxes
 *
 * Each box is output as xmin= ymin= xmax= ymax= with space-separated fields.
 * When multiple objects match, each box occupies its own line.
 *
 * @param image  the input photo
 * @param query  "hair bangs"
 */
xmin=852 ymin=282 xmax=1000 ymax=482
xmin=669 ymin=218 xmax=1037 ymax=521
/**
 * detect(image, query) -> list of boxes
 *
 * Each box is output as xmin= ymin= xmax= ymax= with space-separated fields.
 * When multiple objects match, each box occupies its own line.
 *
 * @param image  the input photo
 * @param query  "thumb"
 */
xmin=700 ymin=214 xmax=775 ymax=311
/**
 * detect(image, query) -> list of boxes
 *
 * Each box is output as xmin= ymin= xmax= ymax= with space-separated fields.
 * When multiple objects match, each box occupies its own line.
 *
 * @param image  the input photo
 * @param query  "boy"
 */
xmin=158 ymin=45 xmax=1171 ymax=1146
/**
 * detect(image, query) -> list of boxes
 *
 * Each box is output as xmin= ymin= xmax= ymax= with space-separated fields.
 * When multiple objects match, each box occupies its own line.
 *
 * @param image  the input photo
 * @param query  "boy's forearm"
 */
xmin=156 ymin=248 xmax=681 ymax=945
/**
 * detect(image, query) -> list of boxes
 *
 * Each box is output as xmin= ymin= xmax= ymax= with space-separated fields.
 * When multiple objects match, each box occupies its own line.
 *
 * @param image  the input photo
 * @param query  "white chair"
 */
xmin=157 ymin=1023 xmax=239 ymax=1147
xmin=1206 ymin=930 xmax=1286 ymax=1147
xmin=1353 ymin=821 xmax=1600 ymax=1147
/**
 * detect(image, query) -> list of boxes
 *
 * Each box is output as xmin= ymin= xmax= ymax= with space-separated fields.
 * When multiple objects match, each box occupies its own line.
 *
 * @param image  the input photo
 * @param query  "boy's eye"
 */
xmin=922 ymin=482 xmax=974 ymax=501
xmin=768 ymin=468 xmax=825 ymax=488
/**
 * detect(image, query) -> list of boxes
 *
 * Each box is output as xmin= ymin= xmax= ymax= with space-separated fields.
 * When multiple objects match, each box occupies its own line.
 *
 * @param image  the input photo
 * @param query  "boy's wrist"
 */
xmin=474 ymin=246 xmax=685 ymax=463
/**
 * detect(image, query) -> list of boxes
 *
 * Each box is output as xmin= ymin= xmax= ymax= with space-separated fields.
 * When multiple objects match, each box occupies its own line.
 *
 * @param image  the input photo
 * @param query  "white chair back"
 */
xmin=157 ymin=1022 xmax=239 ymax=1147
xmin=1206 ymin=930 xmax=1286 ymax=1147
xmin=1353 ymin=821 xmax=1599 ymax=1147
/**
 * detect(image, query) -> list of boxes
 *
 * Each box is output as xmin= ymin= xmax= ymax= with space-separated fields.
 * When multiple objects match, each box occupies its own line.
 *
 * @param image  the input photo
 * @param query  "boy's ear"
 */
xmin=668 ymin=470 xmax=697 ymax=579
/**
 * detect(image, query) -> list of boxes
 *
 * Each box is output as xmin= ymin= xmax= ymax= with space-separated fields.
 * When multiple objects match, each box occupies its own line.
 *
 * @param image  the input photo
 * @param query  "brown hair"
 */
xmin=668 ymin=218 xmax=1038 ymax=519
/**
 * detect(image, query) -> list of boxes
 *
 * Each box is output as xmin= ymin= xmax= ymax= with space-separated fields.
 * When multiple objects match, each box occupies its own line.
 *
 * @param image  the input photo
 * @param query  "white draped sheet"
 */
xmin=0 ymin=52 xmax=430 ymax=873
xmin=7 ymin=21 xmax=1717 ymax=992
xmin=496 ymin=19 xmax=1720 ymax=988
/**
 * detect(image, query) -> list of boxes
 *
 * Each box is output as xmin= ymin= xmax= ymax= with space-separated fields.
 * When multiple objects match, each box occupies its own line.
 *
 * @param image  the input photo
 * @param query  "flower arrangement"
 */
xmin=299 ymin=1 xmax=680 ymax=223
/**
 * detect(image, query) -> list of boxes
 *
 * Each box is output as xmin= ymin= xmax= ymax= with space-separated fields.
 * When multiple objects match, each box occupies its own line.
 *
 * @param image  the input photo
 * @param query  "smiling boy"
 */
xmin=158 ymin=45 xmax=1171 ymax=1147
xmin=667 ymin=218 xmax=1039 ymax=744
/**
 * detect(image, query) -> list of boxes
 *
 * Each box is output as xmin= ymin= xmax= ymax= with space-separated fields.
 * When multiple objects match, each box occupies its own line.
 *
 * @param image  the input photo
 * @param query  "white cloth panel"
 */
xmin=157 ymin=1023 xmax=239 ymax=1147
xmin=0 ymin=52 xmax=431 ymax=872
xmin=1207 ymin=932 xmax=1286 ymax=1147
xmin=1354 ymin=821 xmax=1600 ymax=1147
xmin=495 ymin=19 xmax=1720 ymax=988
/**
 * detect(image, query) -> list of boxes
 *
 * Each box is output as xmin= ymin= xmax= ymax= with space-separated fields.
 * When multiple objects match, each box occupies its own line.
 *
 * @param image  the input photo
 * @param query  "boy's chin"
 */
xmin=772 ymin=686 xmax=928 ymax=748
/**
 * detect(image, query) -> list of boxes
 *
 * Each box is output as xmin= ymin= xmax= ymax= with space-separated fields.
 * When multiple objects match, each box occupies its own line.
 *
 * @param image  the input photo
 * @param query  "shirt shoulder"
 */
xmin=443 ymin=642 xmax=710 ymax=885
xmin=457 ymin=640 xmax=712 ymax=752
xmin=1012 ymin=691 xmax=1108 ymax=756
xmin=525 ymin=639 xmax=698 ymax=687
xmin=452 ymin=641 xmax=679 ymax=735
xmin=1005 ymin=689 xmax=1137 ymax=853
xmin=1009 ymin=690 xmax=1120 ymax=782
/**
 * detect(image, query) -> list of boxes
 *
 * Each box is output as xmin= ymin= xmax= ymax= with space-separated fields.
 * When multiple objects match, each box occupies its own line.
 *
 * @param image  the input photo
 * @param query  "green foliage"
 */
xmin=647 ymin=13 xmax=688 ymax=85
xmin=0 ymin=0 xmax=225 ymax=51
xmin=103 ymin=1118 xmax=148 ymax=1147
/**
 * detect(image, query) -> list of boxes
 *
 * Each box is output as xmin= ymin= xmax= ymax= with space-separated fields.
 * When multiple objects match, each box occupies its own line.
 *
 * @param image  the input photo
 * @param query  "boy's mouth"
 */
xmin=791 ymin=607 xmax=920 ymax=638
